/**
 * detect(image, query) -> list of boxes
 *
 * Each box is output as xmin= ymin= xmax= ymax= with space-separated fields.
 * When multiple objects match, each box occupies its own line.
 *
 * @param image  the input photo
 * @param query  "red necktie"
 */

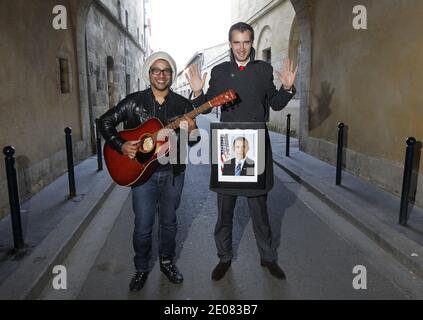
xmin=239 ymin=66 xmax=245 ymax=71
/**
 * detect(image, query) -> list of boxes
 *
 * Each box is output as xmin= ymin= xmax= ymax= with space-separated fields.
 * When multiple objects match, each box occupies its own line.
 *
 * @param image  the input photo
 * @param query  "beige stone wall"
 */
xmin=309 ymin=0 xmax=423 ymax=160
xmin=231 ymin=0 xmax=423 ymax=206
xmin=0 ymin=0 xmax=149 ymax=219
xmin=306 ymin=0 xmax=423 ymax=204
xmin=0 ymin=0 xmax=86 ymax=219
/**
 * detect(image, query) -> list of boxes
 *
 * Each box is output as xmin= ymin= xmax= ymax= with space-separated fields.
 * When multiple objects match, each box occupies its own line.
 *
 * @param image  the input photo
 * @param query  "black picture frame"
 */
xmin=210 ymin=122 xmax=266 ymax=190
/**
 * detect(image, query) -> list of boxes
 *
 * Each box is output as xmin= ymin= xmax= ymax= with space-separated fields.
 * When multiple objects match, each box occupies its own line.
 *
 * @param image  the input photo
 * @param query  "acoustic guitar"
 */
xmin=103 ymin=89 xmax=237 ymax=186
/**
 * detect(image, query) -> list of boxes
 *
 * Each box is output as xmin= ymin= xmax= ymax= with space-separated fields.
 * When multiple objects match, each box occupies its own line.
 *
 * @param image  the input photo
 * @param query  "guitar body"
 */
xmin=102 ymin=89 xmax=237 ymax=187
xmin=104 ymin=117 xmax=166 ymax=186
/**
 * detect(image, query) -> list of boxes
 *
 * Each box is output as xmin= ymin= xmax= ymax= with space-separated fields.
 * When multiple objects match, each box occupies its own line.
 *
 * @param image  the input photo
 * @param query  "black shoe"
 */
xmin=129 ymin=271 xmax=149 ymax=292
xmin=211 ymin=261 xmax=231 ymax=281
xmin=160 ymin=257 xmax=183 ymax=284
xmin=260 ymin=259 xmax=286 ymax=280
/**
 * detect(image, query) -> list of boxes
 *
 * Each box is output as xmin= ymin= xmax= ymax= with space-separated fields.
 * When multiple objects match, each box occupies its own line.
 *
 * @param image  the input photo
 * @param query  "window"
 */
xmin=59 ymin=58 xmax=70 ymax=93
xmin=263 ymin=48 xmax=271 ymax=64
xmin=107 ymin=56 xmax=115 ymax=108
xmin=137 ymin=78 xmax=140 ymax=91
xmin=117 ymin=1 xmax=122 ymax=22
xmin=126 ymin=74 xmax=131 ymax=95
xmin=96 ymin=74 xmax=101 ymax=92
xmin=125 ymin=11 xmax=129 ymax=30
xmin=96 ymin=66 xmax=101 ymax=92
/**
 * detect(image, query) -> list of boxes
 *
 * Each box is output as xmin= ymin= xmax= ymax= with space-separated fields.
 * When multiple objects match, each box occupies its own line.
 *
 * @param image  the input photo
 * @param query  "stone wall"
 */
xmin=0 ymin=0 xmax=88 ymax=219
xmin=86 ymin=0 xmax=146 ymax=121
xmin=302 ymin=0 xmax=423 ymax=206
xmin=0 ymin=0 xmax=148 ymax=219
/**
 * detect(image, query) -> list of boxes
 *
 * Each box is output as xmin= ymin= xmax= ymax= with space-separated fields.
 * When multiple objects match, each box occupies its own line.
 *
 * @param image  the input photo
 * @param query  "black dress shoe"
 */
xmin=211 ymin=261 xmax=231 ymax=281
xmin=129 ymin=272 xmax=149 ymax=292
xmin=160 ymin=257 xmax=183 ymax=284
xmin=260 ymin=260 xmax=286 ymax=280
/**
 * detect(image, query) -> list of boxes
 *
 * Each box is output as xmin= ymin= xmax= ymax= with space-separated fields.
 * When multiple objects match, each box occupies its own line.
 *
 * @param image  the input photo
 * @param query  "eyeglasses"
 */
xmin=149 ymin=68 xmax=172 ymax=76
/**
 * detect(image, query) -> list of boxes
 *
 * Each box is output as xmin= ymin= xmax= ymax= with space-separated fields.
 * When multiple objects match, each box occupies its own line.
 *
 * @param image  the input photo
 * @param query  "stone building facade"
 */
xmin=0 ymin=0 xmax=150 ymax=219
xmin=85 ymin=0 xmax=150 ymax=149
xmin=233 ymin=0 xmax=423 ymax=207
xmin=173 ymin=43 xmax=230 ymax=117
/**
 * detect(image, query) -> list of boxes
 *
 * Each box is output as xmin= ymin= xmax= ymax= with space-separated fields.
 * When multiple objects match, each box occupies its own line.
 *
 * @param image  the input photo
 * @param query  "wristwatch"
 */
xmin=284 ymin=85 xmax=294 ymax=94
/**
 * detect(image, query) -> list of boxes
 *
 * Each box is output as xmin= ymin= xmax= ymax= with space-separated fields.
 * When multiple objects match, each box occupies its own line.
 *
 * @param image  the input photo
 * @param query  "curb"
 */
xmin=0 ymin=174 xmax=115 ymax=300
xmin=273 ymin=158 xmax=423 ymax=280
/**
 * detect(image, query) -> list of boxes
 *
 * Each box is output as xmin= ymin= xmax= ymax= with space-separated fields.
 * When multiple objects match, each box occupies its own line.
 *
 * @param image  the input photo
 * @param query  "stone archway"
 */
xmin=288 ymin=16 xmax=301 ymax=96
xmin=289 ymin=0 xmax=311 ymax=151
xmin=257 ymin=26 xmax=272 ymax=63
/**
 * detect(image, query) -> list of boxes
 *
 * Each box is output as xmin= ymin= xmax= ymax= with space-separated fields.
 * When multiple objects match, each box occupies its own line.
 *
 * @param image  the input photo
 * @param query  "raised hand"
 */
xmin=185 ymin=64 xmax=208 ymax=96
xmin=276 ymin=59 xmax=298 ymax=90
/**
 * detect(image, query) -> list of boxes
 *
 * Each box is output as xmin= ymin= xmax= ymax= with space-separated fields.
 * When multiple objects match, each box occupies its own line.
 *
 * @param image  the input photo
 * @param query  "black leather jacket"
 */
xmin=98 ymin=88 xmax=200 ymax=182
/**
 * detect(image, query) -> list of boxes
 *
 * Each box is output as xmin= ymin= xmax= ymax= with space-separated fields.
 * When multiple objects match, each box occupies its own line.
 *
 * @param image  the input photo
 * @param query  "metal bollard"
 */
xmin=336 ymin=122 xmax=345 ymax=185
xmin=95 ymin=119 xmax=103 ymax=171
xmin=286 ymin=114 xmax=291 ymax=157
xmin=3 ymin=146 xmax=24 ymax=250
xmin=64 ymin=127 xmax=76 ymax=198
xmin=399 ymin=137 xmax=416 ymax=226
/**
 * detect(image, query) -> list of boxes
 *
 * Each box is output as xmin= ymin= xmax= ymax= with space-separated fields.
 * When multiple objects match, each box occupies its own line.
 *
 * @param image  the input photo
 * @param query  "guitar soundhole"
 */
xmin=139 ymin=135 xmax=155 ymax=153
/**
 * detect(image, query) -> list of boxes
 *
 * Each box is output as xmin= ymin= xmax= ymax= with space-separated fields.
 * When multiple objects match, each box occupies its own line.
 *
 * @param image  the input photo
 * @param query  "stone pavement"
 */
xmin=269 ymin=131 xmax=423 ymax=280
xmin=0 ymin=113 xmax=422 ymax=299
xmin=0 ymin=156 xmax=118 ymax=299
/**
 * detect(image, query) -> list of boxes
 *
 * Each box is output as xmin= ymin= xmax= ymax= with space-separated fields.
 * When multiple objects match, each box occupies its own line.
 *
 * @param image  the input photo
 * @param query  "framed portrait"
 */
xmin=210 ymin=122 xmax=266 ymax=190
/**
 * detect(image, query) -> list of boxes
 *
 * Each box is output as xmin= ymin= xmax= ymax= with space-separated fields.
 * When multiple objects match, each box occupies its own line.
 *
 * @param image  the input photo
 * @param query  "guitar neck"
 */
xmin=164 ymin=100 xmax=214 ymax=131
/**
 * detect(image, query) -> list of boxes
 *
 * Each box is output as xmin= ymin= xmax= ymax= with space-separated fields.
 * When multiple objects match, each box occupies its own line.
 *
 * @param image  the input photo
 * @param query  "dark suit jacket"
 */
xmin=193 ymin=48 xmax=295 ymax=196
xmin=222 ymin=157 xmax=255 ymax=176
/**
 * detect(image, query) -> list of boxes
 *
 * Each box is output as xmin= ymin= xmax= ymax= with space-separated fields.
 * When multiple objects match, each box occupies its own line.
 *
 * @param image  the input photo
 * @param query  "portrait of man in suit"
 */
xmin=222 ymin=136 xmax=255 ymax=176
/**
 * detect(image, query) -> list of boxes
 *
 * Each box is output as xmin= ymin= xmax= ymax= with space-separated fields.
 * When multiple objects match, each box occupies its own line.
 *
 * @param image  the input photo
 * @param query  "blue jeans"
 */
xmin=131 ymin=170 xmax=185 ymax=272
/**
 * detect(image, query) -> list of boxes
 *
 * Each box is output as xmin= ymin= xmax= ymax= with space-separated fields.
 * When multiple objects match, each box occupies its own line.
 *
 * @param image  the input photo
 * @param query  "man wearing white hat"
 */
xmin=98 ymin=51 xmax=198 ymax=292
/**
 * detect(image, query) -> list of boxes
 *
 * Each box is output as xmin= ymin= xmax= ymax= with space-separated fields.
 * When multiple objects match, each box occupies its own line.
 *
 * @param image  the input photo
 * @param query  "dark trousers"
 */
xmin=215 ymin=193 xmax=277 ymax=263
xmin=131 ymin=170 xmax=185 ymax=272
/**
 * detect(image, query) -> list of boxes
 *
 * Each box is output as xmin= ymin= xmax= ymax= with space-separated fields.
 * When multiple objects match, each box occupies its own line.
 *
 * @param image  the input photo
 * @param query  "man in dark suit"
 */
xmin=186 ymin=22 xmax=297 ymax=281
xmin=222 ymin=137 xmax=255 ymax=176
